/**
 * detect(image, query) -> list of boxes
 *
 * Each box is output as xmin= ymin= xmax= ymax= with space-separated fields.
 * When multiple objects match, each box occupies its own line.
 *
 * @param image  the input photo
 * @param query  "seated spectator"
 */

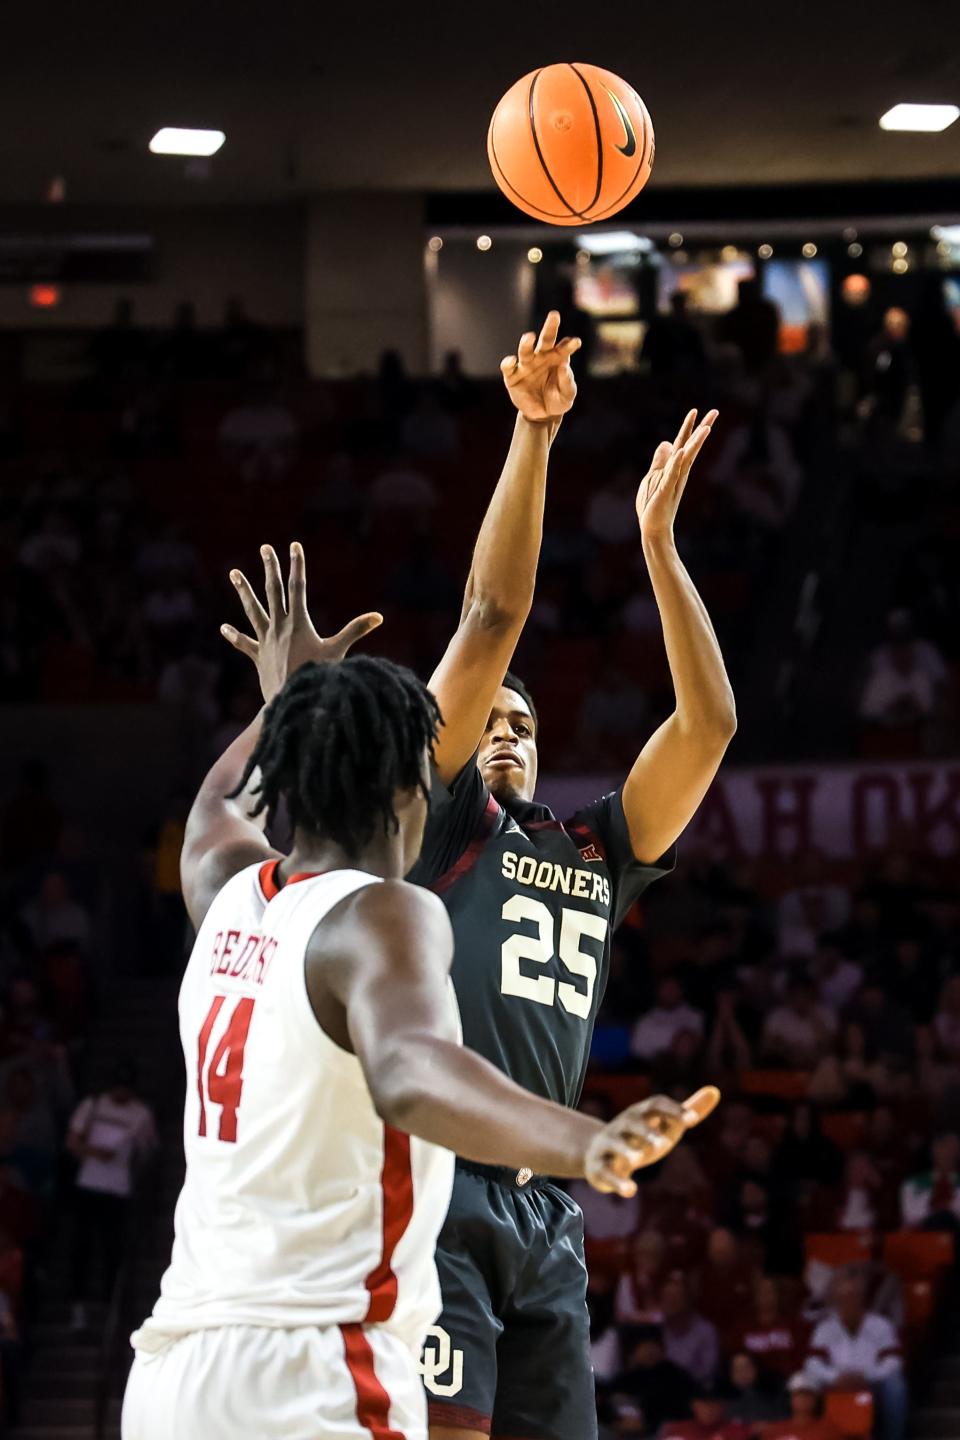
xmin=660 ymin=1272 xmax=720 ymax=1384
xmin=727 ymin=1177 xmax=803 ymax=1276
xmin=806 ymin=1269 xmax=907 ymax=1440
xmin=18 ymin=509 xmax=81 ymax=573
xmin=932 ymin=976 xmax=960 ymax=1062
xmin=612 ymin=1323 xmax=691 ymax=1434
xmin=614 ymin=1229 xmax=669 ymax=1326
xmin=772 ymin=1104 xmax=843 ymax=1193
xmin=630 ymin=977 xmax=705 ymax=1064
xmin=141 ymin=570 xmax=198 ymax=644
xmin=761 ymin=978 xmax=836 ymax=1068
xmin=706 ymin=989 xmax=753 ymax=1079
xmin=868 ymin=608 xmax=947 ymax=695
xmin=813 ymin=1151 xmax=895 ymax=1234
xmin=859 ymin=639 xmax=935 ymax=731
xmin=588 ymin=1272 xmax=622 ymax=1390
xmin=808 ymin=1022 xmax=911 ymax=1107
xmin=901 ymin=1131 xmax=960 ymax=1231
xmin=863 ymin=1106 xmax=912 ymax=1192
xmin=576 ymin=664 xmax=650 ymax=766
xmin=218 ymin=385 xmax=299 ymax=481
xmin=586 ymin=462 xmax=642 ymax=545
xmin=67 ymin=1060 xmax=158 ymax=1331
xmin=644 ymin=1148 xmax=713 ymax=1264
xmin=777 ymin=853 xmax=851 ymax=959
xmin=20 ymin=871 xmax=91 ymax=955
xmin=847 ymin=984 xmax=915 ymax=1067
xmin=726 ymin=1351 xmax=785 ymax=1426
xmin=660 ymin=1378 xmax=750 ymax=1440
xmin=697 ymin=1228 xmax=759 ymax=1330
xmin=811 ymin=939 xmax=863 ymax=1014
xmin=762 ymin=1373 xmax=842 ymax=1440
xmin=733 ymin=1276 xmax=806 ymax=1379
xmin=399 ymin=386 xmax=460 ymax=457
xmin=368 ymin=455 xmax=438 ymax=515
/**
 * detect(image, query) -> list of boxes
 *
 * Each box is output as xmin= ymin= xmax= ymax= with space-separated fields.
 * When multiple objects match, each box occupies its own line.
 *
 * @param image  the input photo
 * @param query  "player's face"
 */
xmin=477 ymin=686 xmax=538 ymax=803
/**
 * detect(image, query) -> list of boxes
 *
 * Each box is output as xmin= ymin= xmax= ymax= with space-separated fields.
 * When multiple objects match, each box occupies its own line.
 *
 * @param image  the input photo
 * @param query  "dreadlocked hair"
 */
xmin=231 ymin=657 xmax=441 ymax=857
xmin=502 ymin=670 xmax=539 ymax=735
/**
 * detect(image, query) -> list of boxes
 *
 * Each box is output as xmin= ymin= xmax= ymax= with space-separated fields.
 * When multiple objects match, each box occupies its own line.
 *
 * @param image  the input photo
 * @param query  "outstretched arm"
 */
xmin=317 ymin=880 xmax=718 ymax=1193
xmin=182 ymin=544 xmax=381 ymax=930
xmin=620 ymin=411 xmax=738 ymax=864
xmin=430 ymin=312 xmax=580 ymax=784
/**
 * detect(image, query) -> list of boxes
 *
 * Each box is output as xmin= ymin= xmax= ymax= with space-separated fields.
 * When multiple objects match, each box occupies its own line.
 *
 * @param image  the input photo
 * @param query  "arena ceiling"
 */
xmin=4 ymin=0 xmax=960 ymax=207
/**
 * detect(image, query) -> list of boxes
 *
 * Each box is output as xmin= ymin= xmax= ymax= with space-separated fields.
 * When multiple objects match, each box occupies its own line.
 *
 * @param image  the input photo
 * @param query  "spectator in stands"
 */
xmin=437 ymin=350 xmax=471 ymax=411
xmin=586 ymin=462 xmax=643 ymax=545
xmin=641 ymin=291 xmax=707 ymax=382
xmin=659 ymin=1272 xmax=720 ymax=1384
xmin=727 ymin=1176 xmax=803 ymax=1276
xmin=615 ymin=1230 xmax=669 ymax=1326
xmin=859 ymin=635 xmax=936 ymax=733
xmin=718 ymin=278 xmax=780 ymax=376
xmin=660 ymin=1378 xmax=750 ymax=1440
xmin=806 ymin=1269 xmax=907 ymax=1440
xmin=576 ymin=663 xmax=650 ymax=766
xmin=811 ymin=938 xmax=863 ymax=1015
xmin=885 ymin=932 xmax=940 ymax=1026
xmin=215 ymin=297 xmax=269 ymax=381
xmin=816 ymin=1151 xmax=893 ymax=1234
xmin=863 ymin=307 xmax=913 ymax=427
xmin=762 ymin=1373 xmax=842 ymax=1440
xmin=901 ymin=1131 xmax=960 ymax=1231
xmin=777 ymin=854 xmax=851 ymax=960
xmin=218 ymin=384 xmax=299 ymax=482
xmin=932 ymin=977 xmax=960 ymax=1063
xmin=159 ymin=301 xmax=207 ymax=381
xmin=847 ymin=983 xmax=915 ymax=1068
xmin=726 ymin=1351 xmax=785 ymax=1427
xmin=136 ymin=521 xmax=200 ymax=586
xmin=19 ymin=870 xmax=92 ymax=957
xmin=368 ymin=454 xmax=439 ymax=516
xmin=17 ymin=509 xmax=81 ymax=574
xmin=761 ymin=977 xmax=836 ymax=1068
xmin=734 ymin=1276 xmax=806 ymax=1380
xmin=630 ymin=977 xmax=705 ymax=1064
xmin=145 ymin=794 xmax=189 ymax=972
xmin=141 ymin=569 xmax=198 ymax=650
xmin=706 ymin=989 xmax=753 ymax=1079
xmin=610 ymin=1323 xmax=691 ymax=1435
xmin=772 ymin=1104 xmax=843 ymax=1192
xmin=67 ymin=1060 xmax=157 ymax=1332
xmin=400 ymin=385 xmax=460 ymax=457
xmin=869 ymin=609 xmax=948 ymax=695
xmin=588 ymin=1272 xmax=622 ymax=1391
xmin=698 ymin=1228 xmax=758 ymax=1330
xmin=710 ymin=407 xmax=803 ymax=534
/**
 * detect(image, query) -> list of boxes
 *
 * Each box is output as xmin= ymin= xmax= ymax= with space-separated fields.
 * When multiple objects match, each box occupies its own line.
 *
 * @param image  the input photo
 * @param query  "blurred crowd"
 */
xmin=574 ymin=833 xmax=960 ymax=1440
xmin=1 ymin=283 xmax=958 ymax=778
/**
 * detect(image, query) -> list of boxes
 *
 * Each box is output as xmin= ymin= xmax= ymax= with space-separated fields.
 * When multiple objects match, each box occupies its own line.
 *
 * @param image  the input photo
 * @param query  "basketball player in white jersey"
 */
xmin=122 ymin=543 xmax=718 ymax=1440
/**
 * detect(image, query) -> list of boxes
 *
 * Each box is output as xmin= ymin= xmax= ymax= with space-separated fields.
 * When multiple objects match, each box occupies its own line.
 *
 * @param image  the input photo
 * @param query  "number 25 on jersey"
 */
xmin=197 ymin=995 xmax=256 ymax=1142
xmin=501 ymin=896 xmax=607 ymax=1018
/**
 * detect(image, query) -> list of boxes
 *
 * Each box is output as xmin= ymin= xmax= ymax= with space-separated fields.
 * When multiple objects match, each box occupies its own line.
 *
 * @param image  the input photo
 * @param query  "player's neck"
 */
xmin=282 ymin=832 xmax=406 ymax=883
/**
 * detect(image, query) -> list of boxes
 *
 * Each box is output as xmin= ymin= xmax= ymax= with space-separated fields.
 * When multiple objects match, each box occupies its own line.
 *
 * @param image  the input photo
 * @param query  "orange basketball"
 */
xmin=487 ymin=63 xmax=655 ymax=226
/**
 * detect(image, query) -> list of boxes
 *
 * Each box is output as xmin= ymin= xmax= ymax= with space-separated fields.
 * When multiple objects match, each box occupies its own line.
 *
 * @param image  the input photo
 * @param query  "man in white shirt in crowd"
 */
xmin=67 ymin=1059 xmax=158 ymax=1332
xmin=806 ymin=1269 xmax=907 ymax=1440
xmin=631 ymin=977 xmax=705 ymax=1064
xmin=762 ymin=977 xmax=837 ymax=1068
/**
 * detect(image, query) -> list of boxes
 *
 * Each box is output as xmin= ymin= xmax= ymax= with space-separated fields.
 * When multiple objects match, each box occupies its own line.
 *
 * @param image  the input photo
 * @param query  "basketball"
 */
xmin=487 ymin=62 xmax=655 ymax=226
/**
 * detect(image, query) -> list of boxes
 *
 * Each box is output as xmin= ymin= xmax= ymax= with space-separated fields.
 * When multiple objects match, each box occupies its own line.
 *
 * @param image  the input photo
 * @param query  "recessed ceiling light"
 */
xmin=576 ymin=231 xmax=651 ymax=256
xmin=149 ymin=127 xmax=226 ymax=156
xmin=879 ymin=104 xmax=959 ymax=133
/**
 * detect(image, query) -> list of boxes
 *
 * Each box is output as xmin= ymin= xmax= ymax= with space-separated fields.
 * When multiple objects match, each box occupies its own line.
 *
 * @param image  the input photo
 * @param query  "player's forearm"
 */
xmin=374 ymin=1036 xmax=599 ymax=1177
xmin=463 ymin=414 xmax=558 ymax=626
xmin=642 ymin=533 xmax=737 ymax=738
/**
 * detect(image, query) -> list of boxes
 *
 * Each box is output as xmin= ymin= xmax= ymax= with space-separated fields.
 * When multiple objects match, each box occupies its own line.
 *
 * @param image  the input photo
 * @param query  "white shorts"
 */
xmin=122 ymin=1322 xmax=426 ymax=1440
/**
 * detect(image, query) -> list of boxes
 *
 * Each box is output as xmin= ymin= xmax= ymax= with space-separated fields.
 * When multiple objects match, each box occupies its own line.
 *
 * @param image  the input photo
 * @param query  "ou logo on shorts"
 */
xmin=420 ymin=1325 xmax=464 ymax=1397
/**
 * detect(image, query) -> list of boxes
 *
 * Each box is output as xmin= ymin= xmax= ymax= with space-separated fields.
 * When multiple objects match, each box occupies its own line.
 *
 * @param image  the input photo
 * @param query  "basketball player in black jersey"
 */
xmin=224 ymin=313 xmax=734 ymax=1440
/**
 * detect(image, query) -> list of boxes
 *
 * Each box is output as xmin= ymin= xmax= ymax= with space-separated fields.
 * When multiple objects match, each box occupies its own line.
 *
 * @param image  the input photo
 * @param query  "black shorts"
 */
xmin=421 ymin=1162 xmax=596 ymax=1439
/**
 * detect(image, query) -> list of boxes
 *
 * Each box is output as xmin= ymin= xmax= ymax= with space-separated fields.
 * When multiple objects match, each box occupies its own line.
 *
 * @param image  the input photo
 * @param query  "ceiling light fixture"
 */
xmin=149 ymin=127 xmax=226 ymax=156
xmin=879 ymin=103 xmax=959 ymax=133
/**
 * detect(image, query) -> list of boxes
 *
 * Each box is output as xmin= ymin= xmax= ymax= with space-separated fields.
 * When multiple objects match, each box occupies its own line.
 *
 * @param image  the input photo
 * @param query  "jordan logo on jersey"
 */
xmin=578 ymin=843 xmax=603 ymax=862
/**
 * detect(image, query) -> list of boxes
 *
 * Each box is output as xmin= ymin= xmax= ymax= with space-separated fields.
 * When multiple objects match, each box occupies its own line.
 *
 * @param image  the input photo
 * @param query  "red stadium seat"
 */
xmin=825 ymin=1390 xmax=874 ymax=1438
xmin=739 ymin=1070 xmax=811 ymax=1101
xmin=883 ymin=1230 xmax=955 ymax=1280
xmin=805 ymin=1233 xmax=873 ymax=1269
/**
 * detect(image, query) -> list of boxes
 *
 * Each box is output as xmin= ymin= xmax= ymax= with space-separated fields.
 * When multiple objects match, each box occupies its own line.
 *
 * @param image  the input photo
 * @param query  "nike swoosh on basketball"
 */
xmin=604 ymin=87 xmax=637 ymax=158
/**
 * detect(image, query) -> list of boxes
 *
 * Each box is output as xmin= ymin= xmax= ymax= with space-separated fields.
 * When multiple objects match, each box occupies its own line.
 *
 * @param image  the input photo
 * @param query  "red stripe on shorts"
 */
xmin=341 ymin=1324 xmax=406 ymax=1440
xmin=364 ymin=1126 xmax=414 ymax=1323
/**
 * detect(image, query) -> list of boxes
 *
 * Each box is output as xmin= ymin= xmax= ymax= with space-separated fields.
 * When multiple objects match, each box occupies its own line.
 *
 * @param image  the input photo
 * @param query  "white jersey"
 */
xmin=134 ymin=860 xmax=457 ymax=1353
